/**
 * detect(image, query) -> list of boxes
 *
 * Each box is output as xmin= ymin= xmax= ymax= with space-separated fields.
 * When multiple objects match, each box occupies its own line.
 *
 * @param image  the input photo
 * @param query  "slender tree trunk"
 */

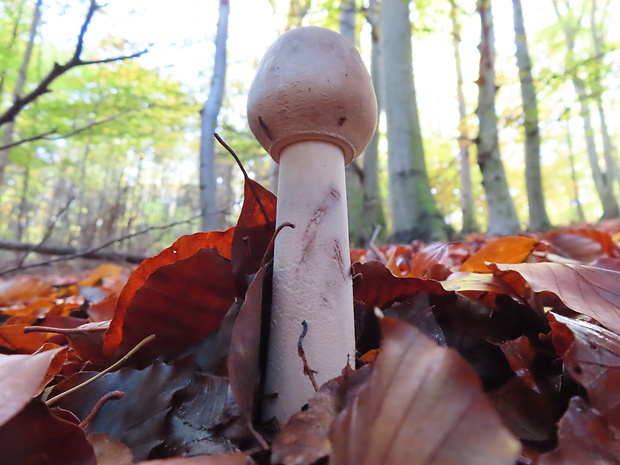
xmin=381 ymin=0 xmax=448 ymax=242
xmin=0 ymin=0 xmax=43 ymax=186
xmin=564 ymin=112 xmax=586 ymax=223
xmin=0 ymin=0 xmax=27 ymax=102
xmin=512 ymin=0 xmax=551 ymax=231
xmin=449 ymin=0 xmax=478 ymax=234
xmin=553 ymin=0 xmax=619 ymax=219
xmin=15 ymin=166 xmax=30 ymax=242
xmin=361 ymin=0 xmax=386 ymax=242
xmin=475 ymin=0 xmax=521 ymax=235
xmin=199 ymin=0 xmax=229 ymax=231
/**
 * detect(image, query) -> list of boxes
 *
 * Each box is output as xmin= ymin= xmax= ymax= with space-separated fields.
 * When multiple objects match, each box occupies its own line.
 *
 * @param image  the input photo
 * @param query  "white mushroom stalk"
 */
xmin=247 ymin=26 xmax=377 ymax=423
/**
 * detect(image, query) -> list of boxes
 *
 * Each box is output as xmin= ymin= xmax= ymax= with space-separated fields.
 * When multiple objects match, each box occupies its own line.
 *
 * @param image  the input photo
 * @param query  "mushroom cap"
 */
xmin=247 ymin=26 xmax=378 ymax=165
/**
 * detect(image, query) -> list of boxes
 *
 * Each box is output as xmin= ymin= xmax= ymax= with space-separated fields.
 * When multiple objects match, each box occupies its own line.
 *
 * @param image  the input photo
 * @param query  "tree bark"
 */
xmin=381 ymin=0 xmax=448 ymax=242
xmin=449 ymin=0 xmax=478 ymax=234
xmin=512 ymin=0 xmax=551 ymax=231
xmin=475 ymin=0 xmax=521 ymax=236
xmin=199 ymin=0 xmax=229 ymax=231
xmin=0 ymin=0 xmax=43 ymax=187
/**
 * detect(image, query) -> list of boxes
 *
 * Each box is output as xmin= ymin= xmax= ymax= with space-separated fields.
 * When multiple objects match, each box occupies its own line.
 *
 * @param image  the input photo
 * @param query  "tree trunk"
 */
xmin=0 ymin=0 xmax=27 ymax=101
xmin=199 ymin=0 xmax=229 ymax=231
xmin=449 ymin=0 xmax=479 ymax=235
xmin=0 ymin=0 xmax=43 ymax=187
xmin=381 ymin=0 xmax=448 ymax=242
xmin=512 ymin=0 xmax=551 ymax=232
xmin=361 ymin=0 xmax=386 ymax=243
xmin=564 ymin=111 xmax=586 ymax=223
xmin=475 ymin=0 xmax=521 ymax=236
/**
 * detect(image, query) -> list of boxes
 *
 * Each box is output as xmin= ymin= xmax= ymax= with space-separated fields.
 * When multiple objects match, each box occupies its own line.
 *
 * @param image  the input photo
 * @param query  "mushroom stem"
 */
xmin=264 ymin=140 xmax=355 ymax=421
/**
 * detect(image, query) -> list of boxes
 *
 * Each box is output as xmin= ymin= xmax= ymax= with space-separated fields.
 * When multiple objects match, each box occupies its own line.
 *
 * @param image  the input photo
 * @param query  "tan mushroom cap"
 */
xmin=247 ymin=26 xmax=378 ymax=165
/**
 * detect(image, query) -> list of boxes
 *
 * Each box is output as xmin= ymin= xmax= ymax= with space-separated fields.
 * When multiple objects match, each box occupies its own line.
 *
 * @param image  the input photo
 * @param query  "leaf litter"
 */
xmin=1 ymin=172 xmax=620 ymax=464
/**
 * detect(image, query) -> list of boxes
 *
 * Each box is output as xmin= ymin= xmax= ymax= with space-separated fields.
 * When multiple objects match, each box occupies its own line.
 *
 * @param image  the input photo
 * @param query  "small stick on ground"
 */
xmin=298 ymin=320 xmax=319 ymax=392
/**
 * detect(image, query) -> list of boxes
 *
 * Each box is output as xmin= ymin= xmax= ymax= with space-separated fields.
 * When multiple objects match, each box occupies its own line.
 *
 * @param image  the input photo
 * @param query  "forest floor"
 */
xmin=1 ymin=181 xmax=619 ymax=465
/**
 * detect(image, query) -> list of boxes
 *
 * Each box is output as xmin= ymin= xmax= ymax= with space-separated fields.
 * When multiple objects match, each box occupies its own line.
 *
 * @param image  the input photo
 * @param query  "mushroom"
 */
xmin=247 ymin=26 xmax=377 ymax=423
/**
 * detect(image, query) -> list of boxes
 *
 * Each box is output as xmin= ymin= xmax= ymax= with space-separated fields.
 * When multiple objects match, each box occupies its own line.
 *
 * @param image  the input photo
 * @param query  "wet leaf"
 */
xmin=330 ymin=316 xmax=521 ymax=465
xmin=0 ymin=399 xmax=95 ymax=465
xmin=0 ymin=346 xmax=67 ymax=425
xmin=460 ymin=236 xmax=540 ymax=273
xmin=493 ymin=263 xmax=620 ymax=335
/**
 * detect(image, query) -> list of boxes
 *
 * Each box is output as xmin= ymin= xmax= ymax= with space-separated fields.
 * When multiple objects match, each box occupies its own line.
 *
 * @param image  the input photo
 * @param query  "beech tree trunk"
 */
xmin=475 ymin=0 xmax=521 ymax=236
xmin=512 ymin=0 xmax=551 ymax=232
xmin=553 ymin=0 xmax=619 ymax=219
xmin=449 ymin=0 xmax=478 ymax=234
xmin=199 ymin=0 xmax=229 ymax=231
xmin=0 ymin=0 xmax=43 ymax=187
xmin=381 ymin=0 xmax=448 ymax=242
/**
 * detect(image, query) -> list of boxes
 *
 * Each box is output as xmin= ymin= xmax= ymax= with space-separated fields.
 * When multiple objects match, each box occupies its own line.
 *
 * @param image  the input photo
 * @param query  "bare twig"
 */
xmin=0 ymin=213 xmax=202 ymax=277
xmin=298 ymin=320 xmax=319 ymax=392
xmin=0 ymin=108 xmax=142 ymax=151
xmin=0 ymin=0 xmax=149 ymax=127
xmin=45 ymin=335 xmax=155 ymax=406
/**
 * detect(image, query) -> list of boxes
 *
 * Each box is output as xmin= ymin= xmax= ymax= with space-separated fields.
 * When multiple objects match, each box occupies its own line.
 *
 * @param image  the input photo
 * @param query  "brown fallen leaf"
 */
xmin=537 ymin=397 xmax=620 ymax=465
xmin=330 ymin=316 xmax=521 ymax=465
xmin=0 ymin=346 xmax=67 ymax=425
xmin=89 ymin=432 xmax=134 ymax=465
xmin=492 ymin=263 xmax=620 ymax=335
xmin=135 ymin=452 xmax=254 ymax=465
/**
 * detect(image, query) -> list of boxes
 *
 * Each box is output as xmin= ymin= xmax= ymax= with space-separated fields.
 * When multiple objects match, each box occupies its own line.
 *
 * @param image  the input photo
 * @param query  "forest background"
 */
xmin=1 ymin=0 xmax=619 ymax=265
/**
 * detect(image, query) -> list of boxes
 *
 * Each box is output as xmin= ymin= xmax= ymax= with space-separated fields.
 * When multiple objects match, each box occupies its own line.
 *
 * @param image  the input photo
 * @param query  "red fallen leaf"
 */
xmin=135 ymin=452 xmax=254 ymax=464
xmin=89 ymin=433 xmax=134 ymax=465
xmin=0 ymin=346 xmax=67 ymax=425
xmin=460 ymin=236 xmax=540 ymax=273
xmin=0 ymin=324 xmax=51 ymax=353
xmin=231 ymin=178 xmax=276 ymax=291
xmin=549 ymin=232 xmax=606 ymax=263
xmin=550 ymin=228 xmax=620 ymax=260
xmin=537 ymin=397 xmax=620 ymax=465
xmin=496 ymin=336 xmax=541 ymax=393
xmin=352 ymin=261 xmax=447 ymax=310
xmin=106 ymin=248 xmax=237 ymax=361
xmin=88 ymin=293 xmax=119 ymax=321
xmin=330 ymin=316 xmax=521 ymax=465
xmin=104 ymin=229 xmax=234 ymax=357
xmin=491 ymin=263 xmax=620 ymax=335
xmin=592 ymin=257 xmax=620 ymax=272
xmin=53 ymin=358 xmax=196 ymax=461
xmin=0 ymin=399 xmax=95 ymax=465
xmin=549 ymin=313 xmax=620 ymax=426
xmin=228 ymin=263 xmax=271 ymax=422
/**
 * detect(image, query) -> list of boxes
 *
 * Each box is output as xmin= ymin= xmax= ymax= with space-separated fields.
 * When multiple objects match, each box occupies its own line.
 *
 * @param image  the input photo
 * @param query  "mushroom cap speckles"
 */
xmin=247 ymin=26 xmax=378 ymax=165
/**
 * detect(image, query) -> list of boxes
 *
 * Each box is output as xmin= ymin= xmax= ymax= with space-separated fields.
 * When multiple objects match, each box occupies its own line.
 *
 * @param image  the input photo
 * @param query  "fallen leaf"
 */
xmin=492 ymin=263 xmax=620 ymax=335
xmin=330 ymin=316 xmax=521 ymax=465
xmin=549 ymin=313 xmax=620 ymax=427
xmin=135 ymin=452 xmax=254 ymax=465
xmin=104 ymin=230 xmax=235 ymax=357
xmin=0 ymin=324 xmax=52 ymax=353
xmin=54 ymin=358 xmax=196 ymax=461
xmin=460 ymin=236 xmax=540 ymax=273
xmin=89 ymin=432 xmax=134 ymax=465
xmin=538 ymin=397 xmax=620 ymax=465
xmin=0 ymin=399 xmax=95 ymax=465
xmin=0 ymin=276 xmax=52 ymax=305
xmin=0 ymin=346 xmax=67 ymax=425
xmin=106 ymin=249 xmax=237 ymax=361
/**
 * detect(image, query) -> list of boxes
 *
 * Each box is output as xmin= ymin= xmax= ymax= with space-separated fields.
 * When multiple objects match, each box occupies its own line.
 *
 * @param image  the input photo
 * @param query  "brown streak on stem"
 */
xmin=79 ymin=391 xmax=125 ymax=429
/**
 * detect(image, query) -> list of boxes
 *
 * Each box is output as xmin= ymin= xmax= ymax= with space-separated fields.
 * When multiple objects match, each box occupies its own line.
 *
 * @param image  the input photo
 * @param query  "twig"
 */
xmin=298 ymin=320 xmax=319 ymax=392
xmin=0 ymin=0 xmax=148 ymax=127
xmin=45 ymin=334 xmax=155 ymax=406
xmin=214 ymin=133 xmax=273 ymax=227
xmin=0 ymin=108 xmax=142 ymax=151
xmin=0 ymin=213 xmax=201 ymax=277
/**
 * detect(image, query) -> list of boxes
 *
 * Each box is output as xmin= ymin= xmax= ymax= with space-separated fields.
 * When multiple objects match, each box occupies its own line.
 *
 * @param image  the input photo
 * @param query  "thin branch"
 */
xmin=0 ymin=0 xmax=148 ymax=127
xmin=0 ymin=213 xmax=202 ymax=277
xmin=0 ymin=107 xmax=142 ymax=151
xmin=214 ymin=132 xmax=273 ymax=226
